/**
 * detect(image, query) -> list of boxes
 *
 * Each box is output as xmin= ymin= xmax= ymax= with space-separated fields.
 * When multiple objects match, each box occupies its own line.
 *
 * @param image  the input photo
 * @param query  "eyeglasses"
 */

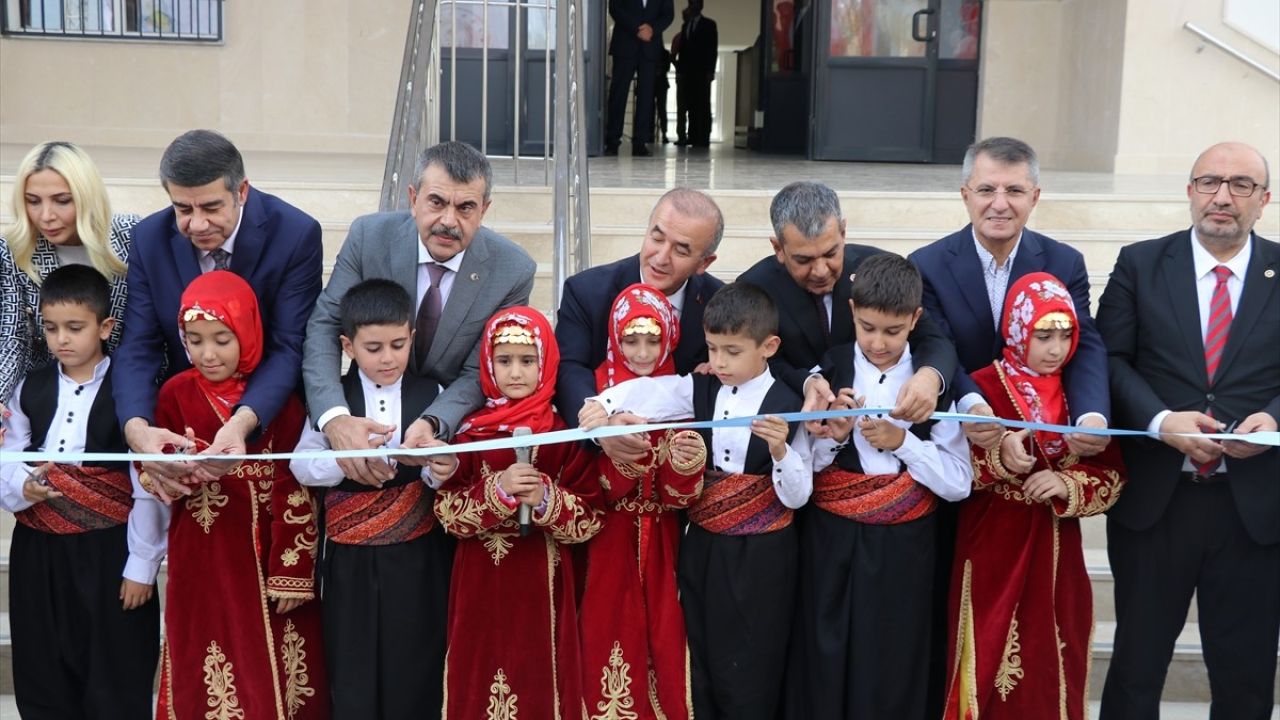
xmin=1191 ymin=175 xmax=1267 ymax=197
xmin=965 ymin=185 xmax=1033 ymax=201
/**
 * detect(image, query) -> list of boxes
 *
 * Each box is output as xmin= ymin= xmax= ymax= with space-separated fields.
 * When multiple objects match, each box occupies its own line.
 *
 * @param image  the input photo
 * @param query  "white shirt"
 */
xmin=416 ymin=243 xmax=466 ymax=310
xmin=957 ymin=229 xmax=1022 ymax=415
xmin=810 ymin=345 xmax=971 ymax=502
xmin=1146 ymin=230 xmax=1252 ymax=473
xmin=291 ymin=370 xmax=440 ymax=488
xmin=0 ymin=357 xmax=169 ymax=584
xmin=196 ymin=207 xmax=244 ymax=273
xmin=589 ymin=368 xmax=814 ymax=509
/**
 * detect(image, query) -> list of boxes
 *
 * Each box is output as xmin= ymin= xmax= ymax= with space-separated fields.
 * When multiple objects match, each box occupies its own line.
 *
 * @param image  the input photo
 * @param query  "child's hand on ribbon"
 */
xmin=1000 ymin=429 xmax=1035 ymax=474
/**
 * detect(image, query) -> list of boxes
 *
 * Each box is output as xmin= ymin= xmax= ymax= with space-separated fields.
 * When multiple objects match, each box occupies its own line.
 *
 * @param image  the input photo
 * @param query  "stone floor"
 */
xmin=0 ymin=142 xmax=1189 ymax=197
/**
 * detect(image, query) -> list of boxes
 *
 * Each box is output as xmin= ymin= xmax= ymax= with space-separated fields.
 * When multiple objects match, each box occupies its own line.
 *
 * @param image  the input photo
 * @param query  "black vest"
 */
xmin=21 ymin=364 xmax=127 ymax=471
xmin=691 ymin=373 xmax=802 ymax=476
xmin=333 ymin=368 xmax=441 ymax=492
xmin=819 ymin=343 xmax=950 ymax=473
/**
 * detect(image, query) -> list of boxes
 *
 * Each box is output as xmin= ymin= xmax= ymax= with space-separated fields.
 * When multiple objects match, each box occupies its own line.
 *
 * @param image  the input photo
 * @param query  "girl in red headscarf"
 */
xmin=578 ymin=283 xmax=706 ymax=720
xmin=148 ymin=271 xmax=328 ymax=720
xmin=430 ymin=306 xmax=604 ymax=719
xmin=943 ymin=272 xmax=1125 ymax=720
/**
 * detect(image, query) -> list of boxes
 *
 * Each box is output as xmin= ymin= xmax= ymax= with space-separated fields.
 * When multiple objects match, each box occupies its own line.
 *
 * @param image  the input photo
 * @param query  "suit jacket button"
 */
xmin=1206 ymin=393 xmax=1215 ymax=402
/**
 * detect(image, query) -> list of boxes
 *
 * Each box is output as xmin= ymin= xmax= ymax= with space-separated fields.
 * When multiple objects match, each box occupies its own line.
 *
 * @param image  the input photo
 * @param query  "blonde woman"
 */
xmin=0 ymin=141 xmax=138 ymax=407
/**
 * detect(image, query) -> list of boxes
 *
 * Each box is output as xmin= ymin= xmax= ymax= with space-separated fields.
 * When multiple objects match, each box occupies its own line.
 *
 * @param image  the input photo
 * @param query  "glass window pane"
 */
xmin=440 ymin=1 xmax=510 ymax=50
xmin=829 ymin=0 xmax=925 ymax=58
xmin=939 ymin=0 xmax=979 ymax=59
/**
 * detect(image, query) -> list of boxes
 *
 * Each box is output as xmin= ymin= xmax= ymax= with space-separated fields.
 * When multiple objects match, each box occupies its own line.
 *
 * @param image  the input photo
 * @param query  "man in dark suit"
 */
xmin=555 ymin=187 xmax=723 ymax=459
xmin=114 ymin=129 xmax=323 ymax=498
xmin=738 ymin=181 xmax=956 ymax=423
xmin=908 ymin=137 xmax=1111 ymax=720
xmin=674 ymin=0 xmax=717 ymax=148
xmin=909 ymin=136 xmax=1111 ymax=450
xmin=1098 ymin=142 xmax=1278 ymax=719
xmin=605 ymin=0 xmax=674 ymax=156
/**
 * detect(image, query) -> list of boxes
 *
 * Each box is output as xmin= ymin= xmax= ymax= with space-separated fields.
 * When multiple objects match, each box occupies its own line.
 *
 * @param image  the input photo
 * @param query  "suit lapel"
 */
xmin=1004 ymin=232 xmax=1047 ymax=354
xmin=678 ymin=273 xmax=710 ymax=368
xmin=228 ymin=188 xmax=265 ymax=277
xmin=1213 ymin=235 xmax=1278 ymax=381
xmin=171 ymin=229 xmax=202 ymax=287
xmin=946 ymin=228 xmax=997 ymax=349
xmin=392 ymin=217 xmax=420 ymax=300
xmin=1161 ymin=234 xmax=1209 ymax=386
xmin=830 ymin=264 xmax=854 ymax=346
xmin=429 ymin=228 xmax=491 ymax=365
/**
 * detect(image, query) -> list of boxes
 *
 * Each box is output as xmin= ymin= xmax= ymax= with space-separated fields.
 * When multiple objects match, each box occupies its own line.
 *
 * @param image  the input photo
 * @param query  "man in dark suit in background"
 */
xmin=1098 ymin=142 xmax=1278 ymax=719
xmin=556 ymin=187 xmax=724 ymax=461
xmin=738 ymin=181 xmax=956 ymax=423
xmin=606 ymin=0 xmax=674 ymax=156
xmin=673 ymin=0 xmax=718 ymax=148
xmin=114 ymin=129 xmax=323 ymax=498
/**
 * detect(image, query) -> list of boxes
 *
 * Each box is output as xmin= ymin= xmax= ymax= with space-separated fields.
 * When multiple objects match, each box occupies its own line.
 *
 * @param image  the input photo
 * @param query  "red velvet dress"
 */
xmin=579 ymin=429 xmax=704 ymax=720
xmin=943 ymin=363 xmax=1124 ymax=720
xmin=434 ymin=424 xmax=604 ymax=720
xmin=153 ymin=370 xmax=328 ymax=720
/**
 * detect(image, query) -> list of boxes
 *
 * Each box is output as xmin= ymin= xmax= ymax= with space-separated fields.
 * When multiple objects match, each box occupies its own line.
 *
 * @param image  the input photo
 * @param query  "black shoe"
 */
xmin=603 ymin=145 xmax=619 ymax=156
xmin=662 ymin=135 xmax=670 ymax=144
xmin=632 ymin=144 xmax=652 ymax=157
xmin=674 ymin=139 xmax=690 ymax=147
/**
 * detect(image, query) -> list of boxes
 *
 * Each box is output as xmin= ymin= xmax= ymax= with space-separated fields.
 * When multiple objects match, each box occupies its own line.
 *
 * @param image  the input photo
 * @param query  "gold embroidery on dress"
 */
xmin=487 ymin=668 xmax=519 ymax=720
xmin=483 ymin=532 xmax=514 ymax=565
xmin=202 ymin=640 xmax=245 ymax=720
xmin=188 ymin=482 xmax=229 ymax=534
xmin=647 ymin=664 xmax=668 ymax=720
xmin=543 ymin=487 xmax=603 ymax=544
xmin=256 ymin=479 xmax=273 ymax=505
xmin=661 ymin=483 xmax=701 ymax=508
xmin=614 ymin=496 xmax=664 ymax=514
xmin=589 ymin=641 xmax=638 ymax=720
xmin=995 ymin=605 xmax=1025 ymax=701
xmin=232 ymin=462 xmax=271 ymax=479
xmin=280 ymin=619 xmax=315 ymax=719
xmin=280 ymin=490 xmax=319 ymax=565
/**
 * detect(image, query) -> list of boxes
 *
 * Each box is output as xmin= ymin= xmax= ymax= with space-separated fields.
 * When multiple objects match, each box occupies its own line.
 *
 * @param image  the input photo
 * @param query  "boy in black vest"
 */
xmin=0 ymin=264 xmax=162 ymax=720
xmin=581 ymin=281 xmax=813 ymax=720
xmin=290 ymin=279 xmax=452 ymax=719
xmin=799 ymin=252 xmax=971 ymax=719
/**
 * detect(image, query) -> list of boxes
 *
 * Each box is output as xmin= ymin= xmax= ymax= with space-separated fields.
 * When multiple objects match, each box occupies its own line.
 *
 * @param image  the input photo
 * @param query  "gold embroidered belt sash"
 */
xmin=812 ymin=468 xmax=937 ymax=525
xmin=688 ymin=470 xmax=792 ymax=535
xmin=15 ymin=464 xmax=133 ymax=534
xmin=324 ymin=481 xmax=435 ymax=546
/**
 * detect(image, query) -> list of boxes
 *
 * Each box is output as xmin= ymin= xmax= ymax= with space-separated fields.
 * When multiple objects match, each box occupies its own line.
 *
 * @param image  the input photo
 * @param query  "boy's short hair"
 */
xmin=850 ymin=253 xmax=923 ymax=317
xmin=703 ymin=282 xmax=778 ymax=343
xmin=339 ymin=279 xmax=415 ymax=338
xmin=40 ymin=264 xmax=111 ymax=321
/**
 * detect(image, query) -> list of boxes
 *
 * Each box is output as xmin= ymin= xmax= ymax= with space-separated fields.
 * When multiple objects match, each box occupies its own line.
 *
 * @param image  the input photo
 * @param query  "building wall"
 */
xmin=978 ymin=0 xmax=1278 ymax=173
xmin=0 ymin=0 xmax=405 ymax=153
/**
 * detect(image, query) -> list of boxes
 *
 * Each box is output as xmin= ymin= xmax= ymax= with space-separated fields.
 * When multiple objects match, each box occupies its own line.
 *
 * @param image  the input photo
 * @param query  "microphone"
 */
xmin=513 ymin=427 xmax=533 ymax=536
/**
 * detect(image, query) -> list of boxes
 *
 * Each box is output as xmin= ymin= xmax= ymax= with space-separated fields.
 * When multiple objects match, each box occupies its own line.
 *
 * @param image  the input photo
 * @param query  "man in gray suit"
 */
xmin=303 ymin=141 xmax=536 ymax=486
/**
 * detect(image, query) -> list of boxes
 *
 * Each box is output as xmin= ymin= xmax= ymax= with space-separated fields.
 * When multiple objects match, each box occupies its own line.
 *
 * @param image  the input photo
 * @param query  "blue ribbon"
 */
xmin=4 ymin=407 xmax=1276 ymax=464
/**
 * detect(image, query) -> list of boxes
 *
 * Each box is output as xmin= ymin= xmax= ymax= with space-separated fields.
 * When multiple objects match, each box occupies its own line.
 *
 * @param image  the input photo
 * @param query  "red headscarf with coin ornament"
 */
xmin=458 ymin=306 xmax=560 ymax=438
xmin=178 ymin=270 xmax=263 ymax=412
xmin=595 ymin=282 xmax=680 ymax=391
xmin=997 ymin=271 xmax=1079 ymax=459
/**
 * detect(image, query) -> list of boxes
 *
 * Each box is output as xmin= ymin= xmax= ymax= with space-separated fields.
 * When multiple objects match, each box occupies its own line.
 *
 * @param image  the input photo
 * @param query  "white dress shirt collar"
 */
xmin=199 ymin=206 xmax=244 ymax=269
xmin=418 ymin=242 xmax=467 ymax=273
xmin=1190 ymin=228 xmax=1251 ymax=281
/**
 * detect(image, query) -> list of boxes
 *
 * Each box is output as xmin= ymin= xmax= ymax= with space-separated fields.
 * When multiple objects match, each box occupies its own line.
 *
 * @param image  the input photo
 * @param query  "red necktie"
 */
xmin=1195 ymin=265 xmax=1232 ymax=476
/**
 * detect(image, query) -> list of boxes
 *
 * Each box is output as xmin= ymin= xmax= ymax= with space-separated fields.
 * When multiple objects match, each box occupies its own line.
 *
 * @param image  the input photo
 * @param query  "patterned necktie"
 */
xmin=1195 ymin=265 xmax=1233 ymax=476
xmin=209 ymin=248 xmax=231 ymax=271
xmin=414 ymin=263 xmax=448 ymax=370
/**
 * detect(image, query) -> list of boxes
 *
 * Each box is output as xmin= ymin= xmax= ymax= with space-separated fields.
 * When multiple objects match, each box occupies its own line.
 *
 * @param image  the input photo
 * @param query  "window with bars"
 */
xmin=2 ymin=0 xmax=223 ymax=41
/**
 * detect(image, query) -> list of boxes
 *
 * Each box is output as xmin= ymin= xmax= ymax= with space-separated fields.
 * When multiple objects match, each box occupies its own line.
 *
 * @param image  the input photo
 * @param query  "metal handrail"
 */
xmin=381 ymin=0 xmax=593 ymax=310
xmin=1183 ymin=22 xmax=1280 ymax=83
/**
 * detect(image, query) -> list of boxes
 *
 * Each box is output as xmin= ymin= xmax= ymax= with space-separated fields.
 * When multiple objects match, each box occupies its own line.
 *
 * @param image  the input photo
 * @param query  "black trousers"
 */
xmin=607 ymin=52 xmax=657 ymax=147
xmin=322 ymin=528 xmax=455 ymax=720
xmin=1100 ymin=479 xmax=1280 ymax=720
xmin=676 ymin=70 xmax=712 ymax=145
xmin=10 ymin=522 xmax=160 ymax=720
xmin=791 ymin=508 xmax=936 ymax=720
xmin=678 ymin=523 xmax=797 ymax=720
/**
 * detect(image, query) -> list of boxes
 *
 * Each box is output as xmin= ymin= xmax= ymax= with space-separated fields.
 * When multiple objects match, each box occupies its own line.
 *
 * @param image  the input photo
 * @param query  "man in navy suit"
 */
xmin=555 ymin=187 xmax=723 ymax=459
xmin=605 ymin=0 xmax=674 ymax=156
xmin=1098 ymin=142 xmax=1277 ymax=719
xmin=113 ymin=129 xmax=323 ymax=498
xmin=909 ymin=136 xmax=1111 ymax=448
xmin=908 ymin=137 xmax=1110 ymax=720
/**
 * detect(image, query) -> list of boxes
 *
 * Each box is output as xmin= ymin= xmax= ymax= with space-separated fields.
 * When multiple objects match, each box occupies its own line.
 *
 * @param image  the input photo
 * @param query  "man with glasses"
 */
xmin=1097 ymin=142 xmax=1278 ymax=718
xmin=907 ymin=136 xmax=1111 ymax=719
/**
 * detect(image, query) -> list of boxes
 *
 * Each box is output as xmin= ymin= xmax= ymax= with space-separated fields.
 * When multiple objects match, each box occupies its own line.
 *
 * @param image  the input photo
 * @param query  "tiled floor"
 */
xmin=0 ymin=142 xmax=1188 ymax=197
